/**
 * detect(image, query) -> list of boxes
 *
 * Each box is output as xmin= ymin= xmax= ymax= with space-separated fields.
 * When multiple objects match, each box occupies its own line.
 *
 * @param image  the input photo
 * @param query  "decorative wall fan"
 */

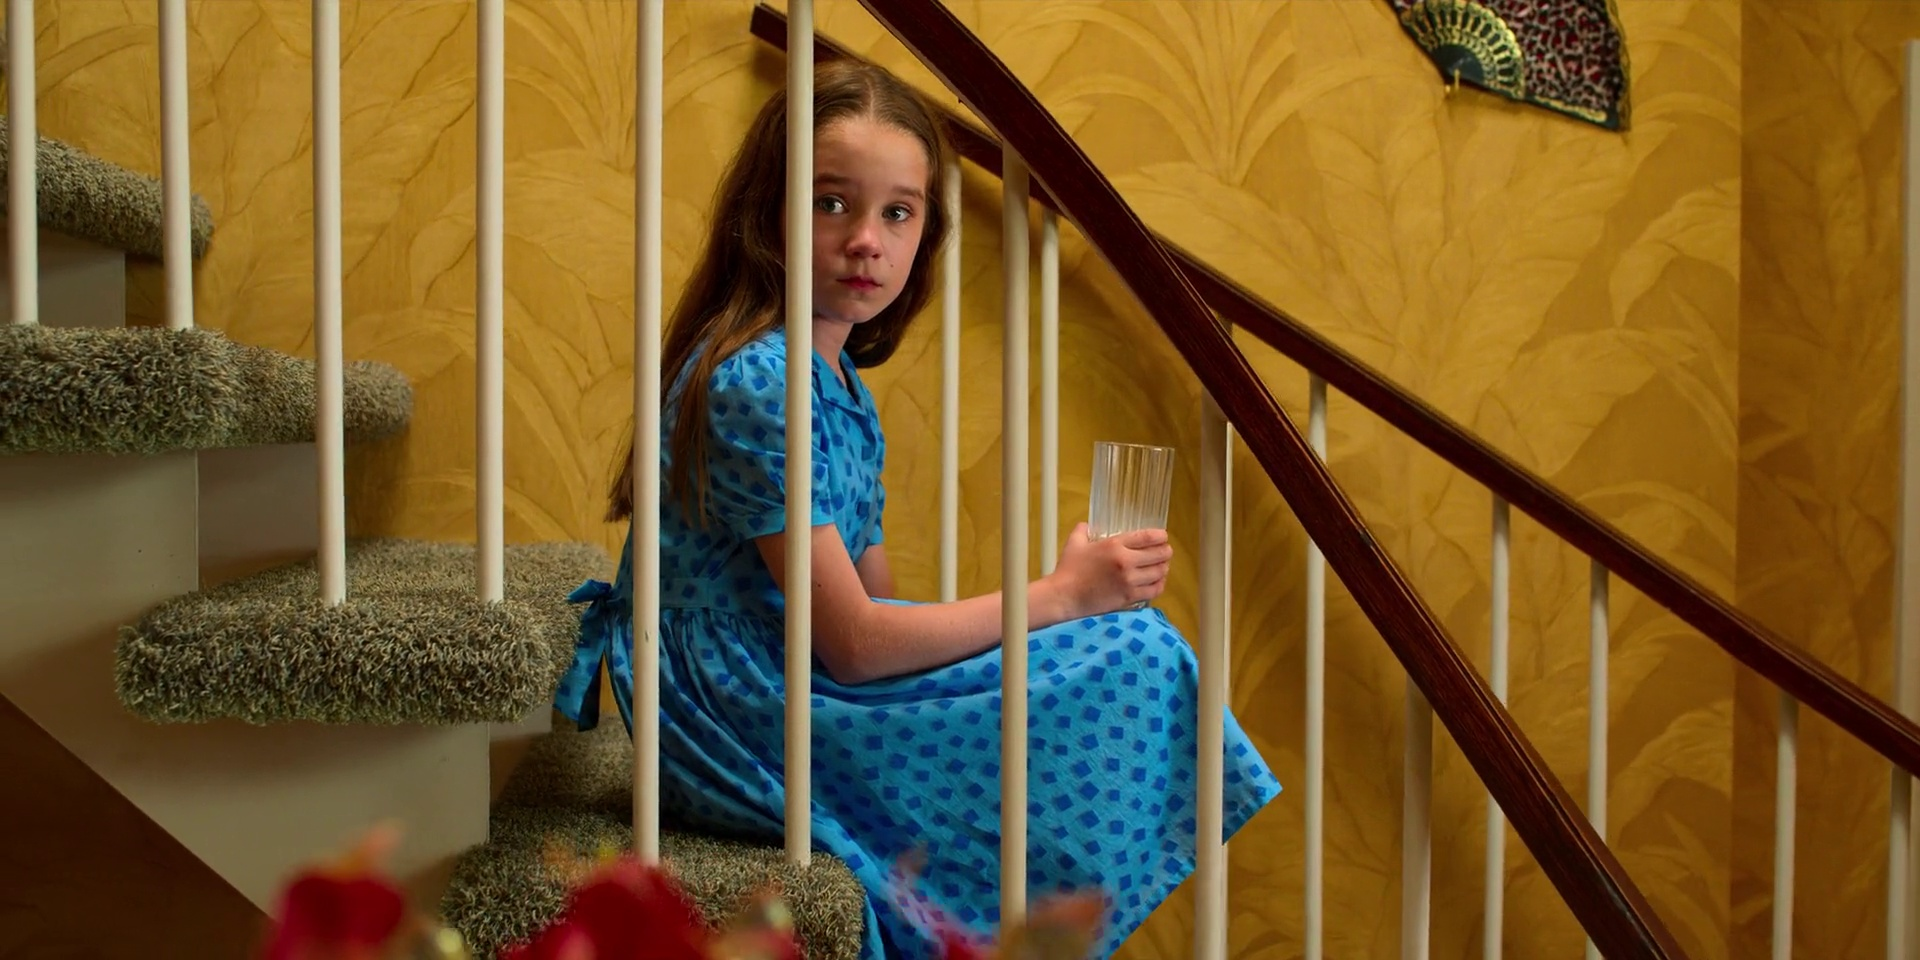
xmin=1385 ymin=0 xmax=1629 ymax=131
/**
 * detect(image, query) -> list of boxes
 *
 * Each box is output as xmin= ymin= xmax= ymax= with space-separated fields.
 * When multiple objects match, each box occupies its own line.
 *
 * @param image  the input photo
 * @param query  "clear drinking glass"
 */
xmin=1088 ymin=441 xmax=1174 ymax=608
xmin=1087 ymin=441 xmax=1175 ymax=611
xmin=1088 ymin=440 xmax=1175 ymax=540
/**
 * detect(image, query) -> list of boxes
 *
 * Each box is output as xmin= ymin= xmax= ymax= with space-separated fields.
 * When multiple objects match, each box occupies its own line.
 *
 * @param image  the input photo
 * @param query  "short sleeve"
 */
xmin=703 ymin=347 xmax=833 ymax=543
xmin=865 ymin=478 xmax=886 ymax=545
xmin=857 ymin=386 xmax=887 ymax=546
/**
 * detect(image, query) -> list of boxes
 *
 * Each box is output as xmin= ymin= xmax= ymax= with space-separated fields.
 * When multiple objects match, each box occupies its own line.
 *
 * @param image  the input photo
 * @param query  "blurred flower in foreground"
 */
xmin=502 ymin=842 xmax=798 ymax=960
xmin=980 ymin=892 xmax=1106 ymax=960
xmin=256 ymin=820 xmax=462 ymax=960
xmin=885 ymin=850 xmax=1107 ymax=960
xmin=262 ymin=827 xmax=1105 ymax=960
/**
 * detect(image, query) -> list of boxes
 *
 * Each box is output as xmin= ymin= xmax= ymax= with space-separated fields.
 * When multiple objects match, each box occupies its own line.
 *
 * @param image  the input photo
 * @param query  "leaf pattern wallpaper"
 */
xmin=37 ymin=0 xmax=1911 ymax=957
xmin=1737 ymin=4 xmax=1920 ymax=959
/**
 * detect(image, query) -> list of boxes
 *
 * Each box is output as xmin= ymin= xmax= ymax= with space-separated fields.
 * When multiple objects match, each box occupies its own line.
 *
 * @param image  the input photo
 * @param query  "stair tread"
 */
xmin=0 ymin=115 xmax=215 ymax=261
xmin=0 ymin=325 xmax=411 ymax=456
xmin=442 ymin=721 xmax=866 ymax=960
xmin=115 ymin=538 xmax=609 ymax=725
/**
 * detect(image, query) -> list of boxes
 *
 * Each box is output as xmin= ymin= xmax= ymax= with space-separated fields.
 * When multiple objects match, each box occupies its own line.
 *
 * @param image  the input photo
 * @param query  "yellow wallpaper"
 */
xmin=1737 ymin=3 xmax=1919 ymax=958
xmin=29 ymin=0 xmax=1745 ymax=957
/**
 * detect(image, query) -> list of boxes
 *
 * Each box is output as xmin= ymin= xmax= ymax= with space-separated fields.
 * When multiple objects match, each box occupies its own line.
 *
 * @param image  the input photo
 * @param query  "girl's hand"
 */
xmin=1043 ymin=522 xmax=1173 ymax=620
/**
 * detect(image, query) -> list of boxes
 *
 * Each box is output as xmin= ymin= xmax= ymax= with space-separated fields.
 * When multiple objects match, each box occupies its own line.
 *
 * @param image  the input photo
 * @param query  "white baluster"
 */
xmin=476 ymin=0 xmax=504 ymax=604
xmin=1485 ymin=496 xmax=1509 ymax=960
xmin=1219 ymin=394 xmax=1234 ymax=952
xmin=1585 ymin=560 xmax=1610 ymax=960
xmin=1774 ymin=693 xmax=1798 ymax=960
xmin=1305 ymin=374 xmax=1327 ymax=960
xmin=1894 ymin=38 xmax=1920 ymax=960
xmin=783 ymin=0 xmax=814 ymax=867
xmin=1195 ymin=384 xmax=1230 ymax=960
xmin=632 ymin=0 xmax=664 ymax=865
xmin=7 ymin=0 xmax=34 ymax=326
xmin=1399 ymin=375 xmax=1431 ymax=960
xmin=1897 ymin=767 xmax=1916 ymax=960
xmin=939 ymin=158 xmax=961 ymax=603
xmin=1000 ymin=146 xmax=1031 ymax=924
xmin=312 ymin=0 xmax=345 ymax=606
xmin=160 ymin=0 xmax=192 ymax=331
xmin=1039 ymin=209 xmax=1059 ymax=574
xmin=1403 ymin=681 xmax=1432 ymax=960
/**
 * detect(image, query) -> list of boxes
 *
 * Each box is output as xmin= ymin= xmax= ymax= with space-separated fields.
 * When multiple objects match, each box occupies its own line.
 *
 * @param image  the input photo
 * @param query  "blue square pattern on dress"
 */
xmin=554 ymin=328 xmax=1282 ymax=960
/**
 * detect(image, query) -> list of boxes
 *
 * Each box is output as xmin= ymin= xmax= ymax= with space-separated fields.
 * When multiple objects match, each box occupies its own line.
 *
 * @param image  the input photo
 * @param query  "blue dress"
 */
xmin=554 ymin=327 xmax=1281 ymax=959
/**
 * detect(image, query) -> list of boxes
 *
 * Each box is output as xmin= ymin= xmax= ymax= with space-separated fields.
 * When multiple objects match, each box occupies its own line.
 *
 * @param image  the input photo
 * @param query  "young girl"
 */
xmin=554 ymin=59 xmax=1280 ymax=959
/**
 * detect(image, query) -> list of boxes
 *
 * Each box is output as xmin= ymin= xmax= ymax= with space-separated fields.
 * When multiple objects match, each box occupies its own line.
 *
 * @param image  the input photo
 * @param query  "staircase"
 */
xmin=0 ymin=123 xmax=598 ymax=917
xmin=0 ymin=23 xmax=871 ymax=960
xmin=5 ymin=1 xmax=1920 ymax=959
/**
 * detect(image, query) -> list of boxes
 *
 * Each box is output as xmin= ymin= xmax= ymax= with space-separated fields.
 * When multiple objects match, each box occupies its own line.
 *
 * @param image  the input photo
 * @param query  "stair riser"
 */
xmin=0 ymin=219 xmax=127 ymax=327
xmin=0 ymin=448 xmax=491 ymax=911
xmin=198 ymin=441 xmax=552 ymax=742
xmin=198 ymin=443 xmax=322 ymax=589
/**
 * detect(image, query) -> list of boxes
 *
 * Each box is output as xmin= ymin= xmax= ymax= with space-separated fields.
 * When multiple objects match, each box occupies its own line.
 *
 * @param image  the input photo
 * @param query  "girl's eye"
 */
xmin=884 ymin=204 xmax=913 ymax=222
xmin=815 ymin=196 xmax=846 ymax=214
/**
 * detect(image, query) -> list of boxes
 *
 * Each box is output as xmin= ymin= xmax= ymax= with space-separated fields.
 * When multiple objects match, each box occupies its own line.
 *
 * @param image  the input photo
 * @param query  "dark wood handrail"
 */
xmin=749 ymin=2 xmax=1920 ymax=781
xmin=845 ymin=0 xmax=1686 ymax=956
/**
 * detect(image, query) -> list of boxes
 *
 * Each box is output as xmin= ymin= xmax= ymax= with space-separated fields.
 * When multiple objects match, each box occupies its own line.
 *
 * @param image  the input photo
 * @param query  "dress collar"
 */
xmin=769 ymin=327 xmax=871 ymax=418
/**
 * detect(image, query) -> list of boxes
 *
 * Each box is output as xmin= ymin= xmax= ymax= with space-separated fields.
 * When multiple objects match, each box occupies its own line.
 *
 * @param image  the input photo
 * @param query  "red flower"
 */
xmin=936 ymin=928 xmax=990 ymax=960
xmin=503 ymin=859 xmax=712 ymax=960
xmin=257 ymin=825 xmax=408 ymax=960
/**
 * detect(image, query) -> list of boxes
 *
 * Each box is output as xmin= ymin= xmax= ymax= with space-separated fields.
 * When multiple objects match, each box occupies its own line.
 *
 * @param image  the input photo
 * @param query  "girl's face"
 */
xmin=807 ymin=114 xmax=930 ymax=328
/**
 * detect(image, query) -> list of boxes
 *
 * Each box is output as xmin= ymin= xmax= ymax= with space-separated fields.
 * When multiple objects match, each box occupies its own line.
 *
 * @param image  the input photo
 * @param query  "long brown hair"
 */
xmin=607 ymin=59 xmax=953 ymax=523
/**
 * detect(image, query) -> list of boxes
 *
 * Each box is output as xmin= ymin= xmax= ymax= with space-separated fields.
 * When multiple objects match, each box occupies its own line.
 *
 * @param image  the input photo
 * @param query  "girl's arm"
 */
xmin=854 ymin=545 xmax=896 ymax=599
xmin=755 ymin=521 xmax=1170 ymax=685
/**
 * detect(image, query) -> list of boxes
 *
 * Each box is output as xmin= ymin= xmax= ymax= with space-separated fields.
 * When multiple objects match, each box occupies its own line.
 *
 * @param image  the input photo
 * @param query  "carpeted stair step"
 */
xmin=114 ymin=538 xmax=610 ymax=725
xmin=0 ymin=120 xmax=397 ymax=458
xmin=0 ymin=324 xmax=412 ymax=455
xmin=441 ymin=720 xmax=867 ymax=960
xmin=0 ymin=115 xmax=215 ymax=260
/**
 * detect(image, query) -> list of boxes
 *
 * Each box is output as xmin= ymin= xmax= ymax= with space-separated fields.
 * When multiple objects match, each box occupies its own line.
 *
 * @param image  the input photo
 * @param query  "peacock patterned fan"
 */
xmin=1386 ymin=0 xmax=1629 ymax=131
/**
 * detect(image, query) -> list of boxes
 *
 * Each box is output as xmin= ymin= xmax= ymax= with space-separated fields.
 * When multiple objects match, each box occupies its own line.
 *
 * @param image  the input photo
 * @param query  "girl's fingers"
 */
xmin=1129 ymin=561 xmax=1170 ymax=587
xmin=1132 ymin=577 xmax=1167 ymax=602
xmin=1119 ymin=527 xmax=1169 ymax=549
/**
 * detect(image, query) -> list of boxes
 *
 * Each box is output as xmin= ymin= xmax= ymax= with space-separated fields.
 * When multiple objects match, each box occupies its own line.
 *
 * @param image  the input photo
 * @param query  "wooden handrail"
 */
xmin=749 ymin=2 xmax=1920 ymax=781
xmin=843 ymin=0 xmax=1686 ymax=956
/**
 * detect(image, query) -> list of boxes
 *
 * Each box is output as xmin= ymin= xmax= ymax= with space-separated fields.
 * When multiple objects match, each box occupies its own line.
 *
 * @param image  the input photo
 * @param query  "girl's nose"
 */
xmin=844 ymin=217 xmax=883 ymax=257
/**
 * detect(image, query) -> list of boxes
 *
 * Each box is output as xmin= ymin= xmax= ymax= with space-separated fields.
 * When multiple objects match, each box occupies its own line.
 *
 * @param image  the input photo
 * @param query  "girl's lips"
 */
xmin=839 ymin=276 xmax=879 ymax=289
